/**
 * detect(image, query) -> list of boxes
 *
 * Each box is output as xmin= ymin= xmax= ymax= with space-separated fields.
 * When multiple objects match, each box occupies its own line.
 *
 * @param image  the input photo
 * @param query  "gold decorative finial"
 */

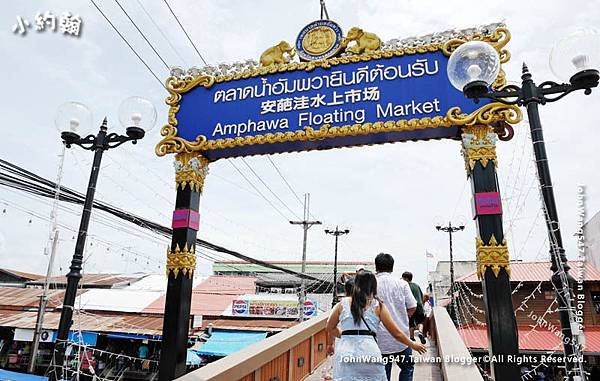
xmin=461 ymin=124 xmax=498 ymax=173
xmin=174 ymin=152 xmax=209 ymax=193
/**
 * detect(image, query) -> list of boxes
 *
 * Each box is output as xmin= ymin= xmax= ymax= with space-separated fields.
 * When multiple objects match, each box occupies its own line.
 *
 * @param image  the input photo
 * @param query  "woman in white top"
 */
xmin=326 ymin=271 xmax=426 ymax=380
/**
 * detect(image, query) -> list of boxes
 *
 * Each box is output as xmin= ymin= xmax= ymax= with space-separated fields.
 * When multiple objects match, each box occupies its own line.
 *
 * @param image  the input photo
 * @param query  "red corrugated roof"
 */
xmin=0 ymin=268 xmax=42 ymax=281
xmin=0 ymin=310 xmax=164 ymax=336
xmin=0 ymin=309 xmax=294 ymax=336
xmin=29 ymin=273 xmax=142 ymax=287
xmin=456 ymin=261 xmax=600 ymax=283
xmin=0 ymin=287 xmax=82 ymax=309
xmin=458 ymin=325 xmax=600 ymax=353
xmin=142 ymin=275 xmax=256 ymax=316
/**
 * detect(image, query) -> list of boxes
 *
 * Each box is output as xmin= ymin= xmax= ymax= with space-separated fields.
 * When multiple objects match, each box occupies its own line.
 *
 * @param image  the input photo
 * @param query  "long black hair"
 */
xmin=350 ymin=270 xmax=378 ymax=324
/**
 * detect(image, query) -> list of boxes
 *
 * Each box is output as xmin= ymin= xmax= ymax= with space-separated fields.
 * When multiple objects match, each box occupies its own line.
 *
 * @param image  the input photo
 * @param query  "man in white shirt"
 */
xmin=375 ymin=253 xmax=417 ymax=381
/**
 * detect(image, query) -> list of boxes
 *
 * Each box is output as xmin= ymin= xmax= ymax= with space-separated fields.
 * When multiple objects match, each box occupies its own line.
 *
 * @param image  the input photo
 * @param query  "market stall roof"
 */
xmin=0 ymin=287 xmax=76 ymax=310
xmin=456 ymin=261 xmax=600 ymax=283
xmin=0 ymin=308 xmax=295 ymax=338
xmin=196 ymin=330 xmax=268 ymax=357
xmin=459 ymin=325 xmax=600 ymax=354
xmin=0 ymin=310 xmax=164 ymax=337
xmin=213 ymin=260 xmax=374 ymax=274
xmin=72 ymin=289 xmax=164 ymax=313
xmin=28 ymin=273 xmax=143 ymax=289
xmin=143 ymin=275 xmax=256 ymax=316
xmin=0 ymin=268 xmax=41 ymax=281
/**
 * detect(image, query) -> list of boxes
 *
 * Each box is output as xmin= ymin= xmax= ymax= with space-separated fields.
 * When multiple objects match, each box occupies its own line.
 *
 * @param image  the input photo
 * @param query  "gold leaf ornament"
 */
xmin=166 ymin=243 xmax=196 ymax=278
xmin=476 ymin=235 xmax=510 ymax=279
xmin=448 ymin=102 xmax=522 ymax=127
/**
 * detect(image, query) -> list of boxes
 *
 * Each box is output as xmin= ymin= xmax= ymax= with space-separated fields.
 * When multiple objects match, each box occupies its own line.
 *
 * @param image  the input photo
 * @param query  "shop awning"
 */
xmin=0 ymin=369 xmax=47 ymax=381
xmin=459 ymin=325 xmax=600 ymax=354
xmin=105 ymin=332 xmax=160 ymax=340
xmin=196 ymin=330 xmax=267 ymax=357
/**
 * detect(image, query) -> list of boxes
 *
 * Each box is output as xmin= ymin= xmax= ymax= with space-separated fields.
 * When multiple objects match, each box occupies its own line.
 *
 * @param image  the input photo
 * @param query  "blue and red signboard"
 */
xmin=168 ymin=49 xmax=489 ymax=160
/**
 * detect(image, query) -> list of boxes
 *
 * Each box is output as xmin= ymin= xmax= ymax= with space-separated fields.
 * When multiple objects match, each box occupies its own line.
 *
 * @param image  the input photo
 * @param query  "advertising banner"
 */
xmin=231 ymin=298 xmax=318 ymax=318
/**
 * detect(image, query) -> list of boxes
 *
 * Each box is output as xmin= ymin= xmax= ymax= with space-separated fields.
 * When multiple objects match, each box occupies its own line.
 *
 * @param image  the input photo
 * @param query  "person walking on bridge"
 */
xmin=375 ymin=253 xmax=418 ymax=381
xmin=326 ymin=270 xmax=426 ymax=381
xmin=402 ymin=272 xmax=426 ymax=345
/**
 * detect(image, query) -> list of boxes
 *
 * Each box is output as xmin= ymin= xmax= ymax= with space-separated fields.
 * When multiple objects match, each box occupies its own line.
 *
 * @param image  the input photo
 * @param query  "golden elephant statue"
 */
xmin=342 ymin=27 xmax=382 ymax=54
xmin=260 ymin=41 xmax=296 ymax=66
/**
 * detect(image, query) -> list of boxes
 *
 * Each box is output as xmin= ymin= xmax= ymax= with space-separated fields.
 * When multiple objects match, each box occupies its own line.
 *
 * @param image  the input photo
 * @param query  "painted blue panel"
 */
xmin=66 ymin=331 xmax=97 ymax=346
xmin=196 ymin=330 xmax=267 ymax=357
xmin=105 ymin=332 xmax=159 ymax=340
xmin=175 ymin=51 xmax=486 ymax=159
xmin=0 ymin=370 xmax=48 ymax=381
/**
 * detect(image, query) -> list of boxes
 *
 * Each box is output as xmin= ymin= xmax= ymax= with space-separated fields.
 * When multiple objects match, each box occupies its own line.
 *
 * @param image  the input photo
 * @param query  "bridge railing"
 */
xmin=431 ymin=306 xmax=483 ymax=381
xmin=180 ymin=314 xmax=329 ymax=381
xmin=181 ymin=306 xmax=483 ymax=381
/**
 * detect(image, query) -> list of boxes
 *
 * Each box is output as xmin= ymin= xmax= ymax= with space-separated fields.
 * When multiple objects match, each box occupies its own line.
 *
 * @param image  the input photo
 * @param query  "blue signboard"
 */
xmin=167 ymin=50 xmax=488 ymax=160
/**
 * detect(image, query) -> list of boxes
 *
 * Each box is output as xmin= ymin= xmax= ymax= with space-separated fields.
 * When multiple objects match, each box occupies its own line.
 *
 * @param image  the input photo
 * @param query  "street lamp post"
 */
xmin=50 ymin=98 xmax=155 ymax=381
xmin=448 ymin=30 xmax=600 ymax=381
xmin=435 ymin=222 xmax=464 ymax=325
xmin=325 ymin=226 xmax=350 ymax=307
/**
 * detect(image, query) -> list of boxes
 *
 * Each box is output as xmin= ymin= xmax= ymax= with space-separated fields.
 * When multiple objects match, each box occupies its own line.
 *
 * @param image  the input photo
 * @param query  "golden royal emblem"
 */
xmin=302 ymin=26 xmax=336 ymax=55
xmin=296 ymin=20 xmax=344 ymax=61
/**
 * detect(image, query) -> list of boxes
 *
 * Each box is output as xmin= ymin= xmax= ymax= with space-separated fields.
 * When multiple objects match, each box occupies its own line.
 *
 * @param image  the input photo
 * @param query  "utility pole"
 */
xmin=290 ymin=194 xmax=321 ymax=322
xmin=435 ymin=221 xmax=464 ymax=325
xmin=325 ymin=226 xmax=349 ymax=307
xmin=29 ymin=132 xmax=69 ymax=373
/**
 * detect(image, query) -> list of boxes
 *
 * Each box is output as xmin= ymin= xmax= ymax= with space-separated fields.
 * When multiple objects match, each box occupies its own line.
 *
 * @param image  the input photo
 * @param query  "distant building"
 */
xmin=584 ymin=209 xmax=600 ymax=270
xmin=212 ymin=260 xmax=374 ymax=294
xmin=428 ymin=260 xmax=477 ymax=301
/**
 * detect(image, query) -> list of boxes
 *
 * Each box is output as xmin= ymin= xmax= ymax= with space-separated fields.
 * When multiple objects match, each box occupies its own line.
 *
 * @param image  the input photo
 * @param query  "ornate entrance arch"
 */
xmin=155 ymin=22 xmax=522 ymax=381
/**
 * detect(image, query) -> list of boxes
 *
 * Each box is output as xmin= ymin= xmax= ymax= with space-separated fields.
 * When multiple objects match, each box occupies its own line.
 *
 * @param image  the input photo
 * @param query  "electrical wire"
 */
xmin=266 ymin=156 xmax=304 ymax=206
xmin=240 ymin=157 xmax=301 ymax=220
xmin=161 ymin=0 xmax=208 ymax=65
xmin=227 ymin=159 xmax=290 ymax=221
xmin=90 ymin=0 xmax=165 ymax=88
xmin=0 ymin=158 xmax=321 ymax=282
xmin=113 ymin=0 xmax=170 ymax=70
xmin=133 ymin=0 xmax=189 ymax=67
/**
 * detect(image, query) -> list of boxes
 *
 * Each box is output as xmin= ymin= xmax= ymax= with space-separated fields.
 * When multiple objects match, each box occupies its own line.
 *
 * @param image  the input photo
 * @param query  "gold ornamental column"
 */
xmin=159 ymin=151 xmax=208 ymax=381
xmin=461 ymin=123 xmax=519 ymax=380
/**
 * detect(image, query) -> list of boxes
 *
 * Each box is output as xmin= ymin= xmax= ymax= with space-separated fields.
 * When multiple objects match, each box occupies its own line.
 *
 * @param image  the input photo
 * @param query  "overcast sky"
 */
xmin=1 ymin=0 xmax=599 ymax=288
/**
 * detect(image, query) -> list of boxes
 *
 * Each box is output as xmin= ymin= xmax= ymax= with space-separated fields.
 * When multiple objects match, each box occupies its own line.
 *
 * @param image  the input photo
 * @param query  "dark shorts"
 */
xmin=409 ymin=309 xmax=425 ymax=328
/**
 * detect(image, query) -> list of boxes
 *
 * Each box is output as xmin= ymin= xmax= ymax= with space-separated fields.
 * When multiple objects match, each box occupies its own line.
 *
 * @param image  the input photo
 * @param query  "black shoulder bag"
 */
xmin=361 ymin=316 xmax=377 ymax=343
